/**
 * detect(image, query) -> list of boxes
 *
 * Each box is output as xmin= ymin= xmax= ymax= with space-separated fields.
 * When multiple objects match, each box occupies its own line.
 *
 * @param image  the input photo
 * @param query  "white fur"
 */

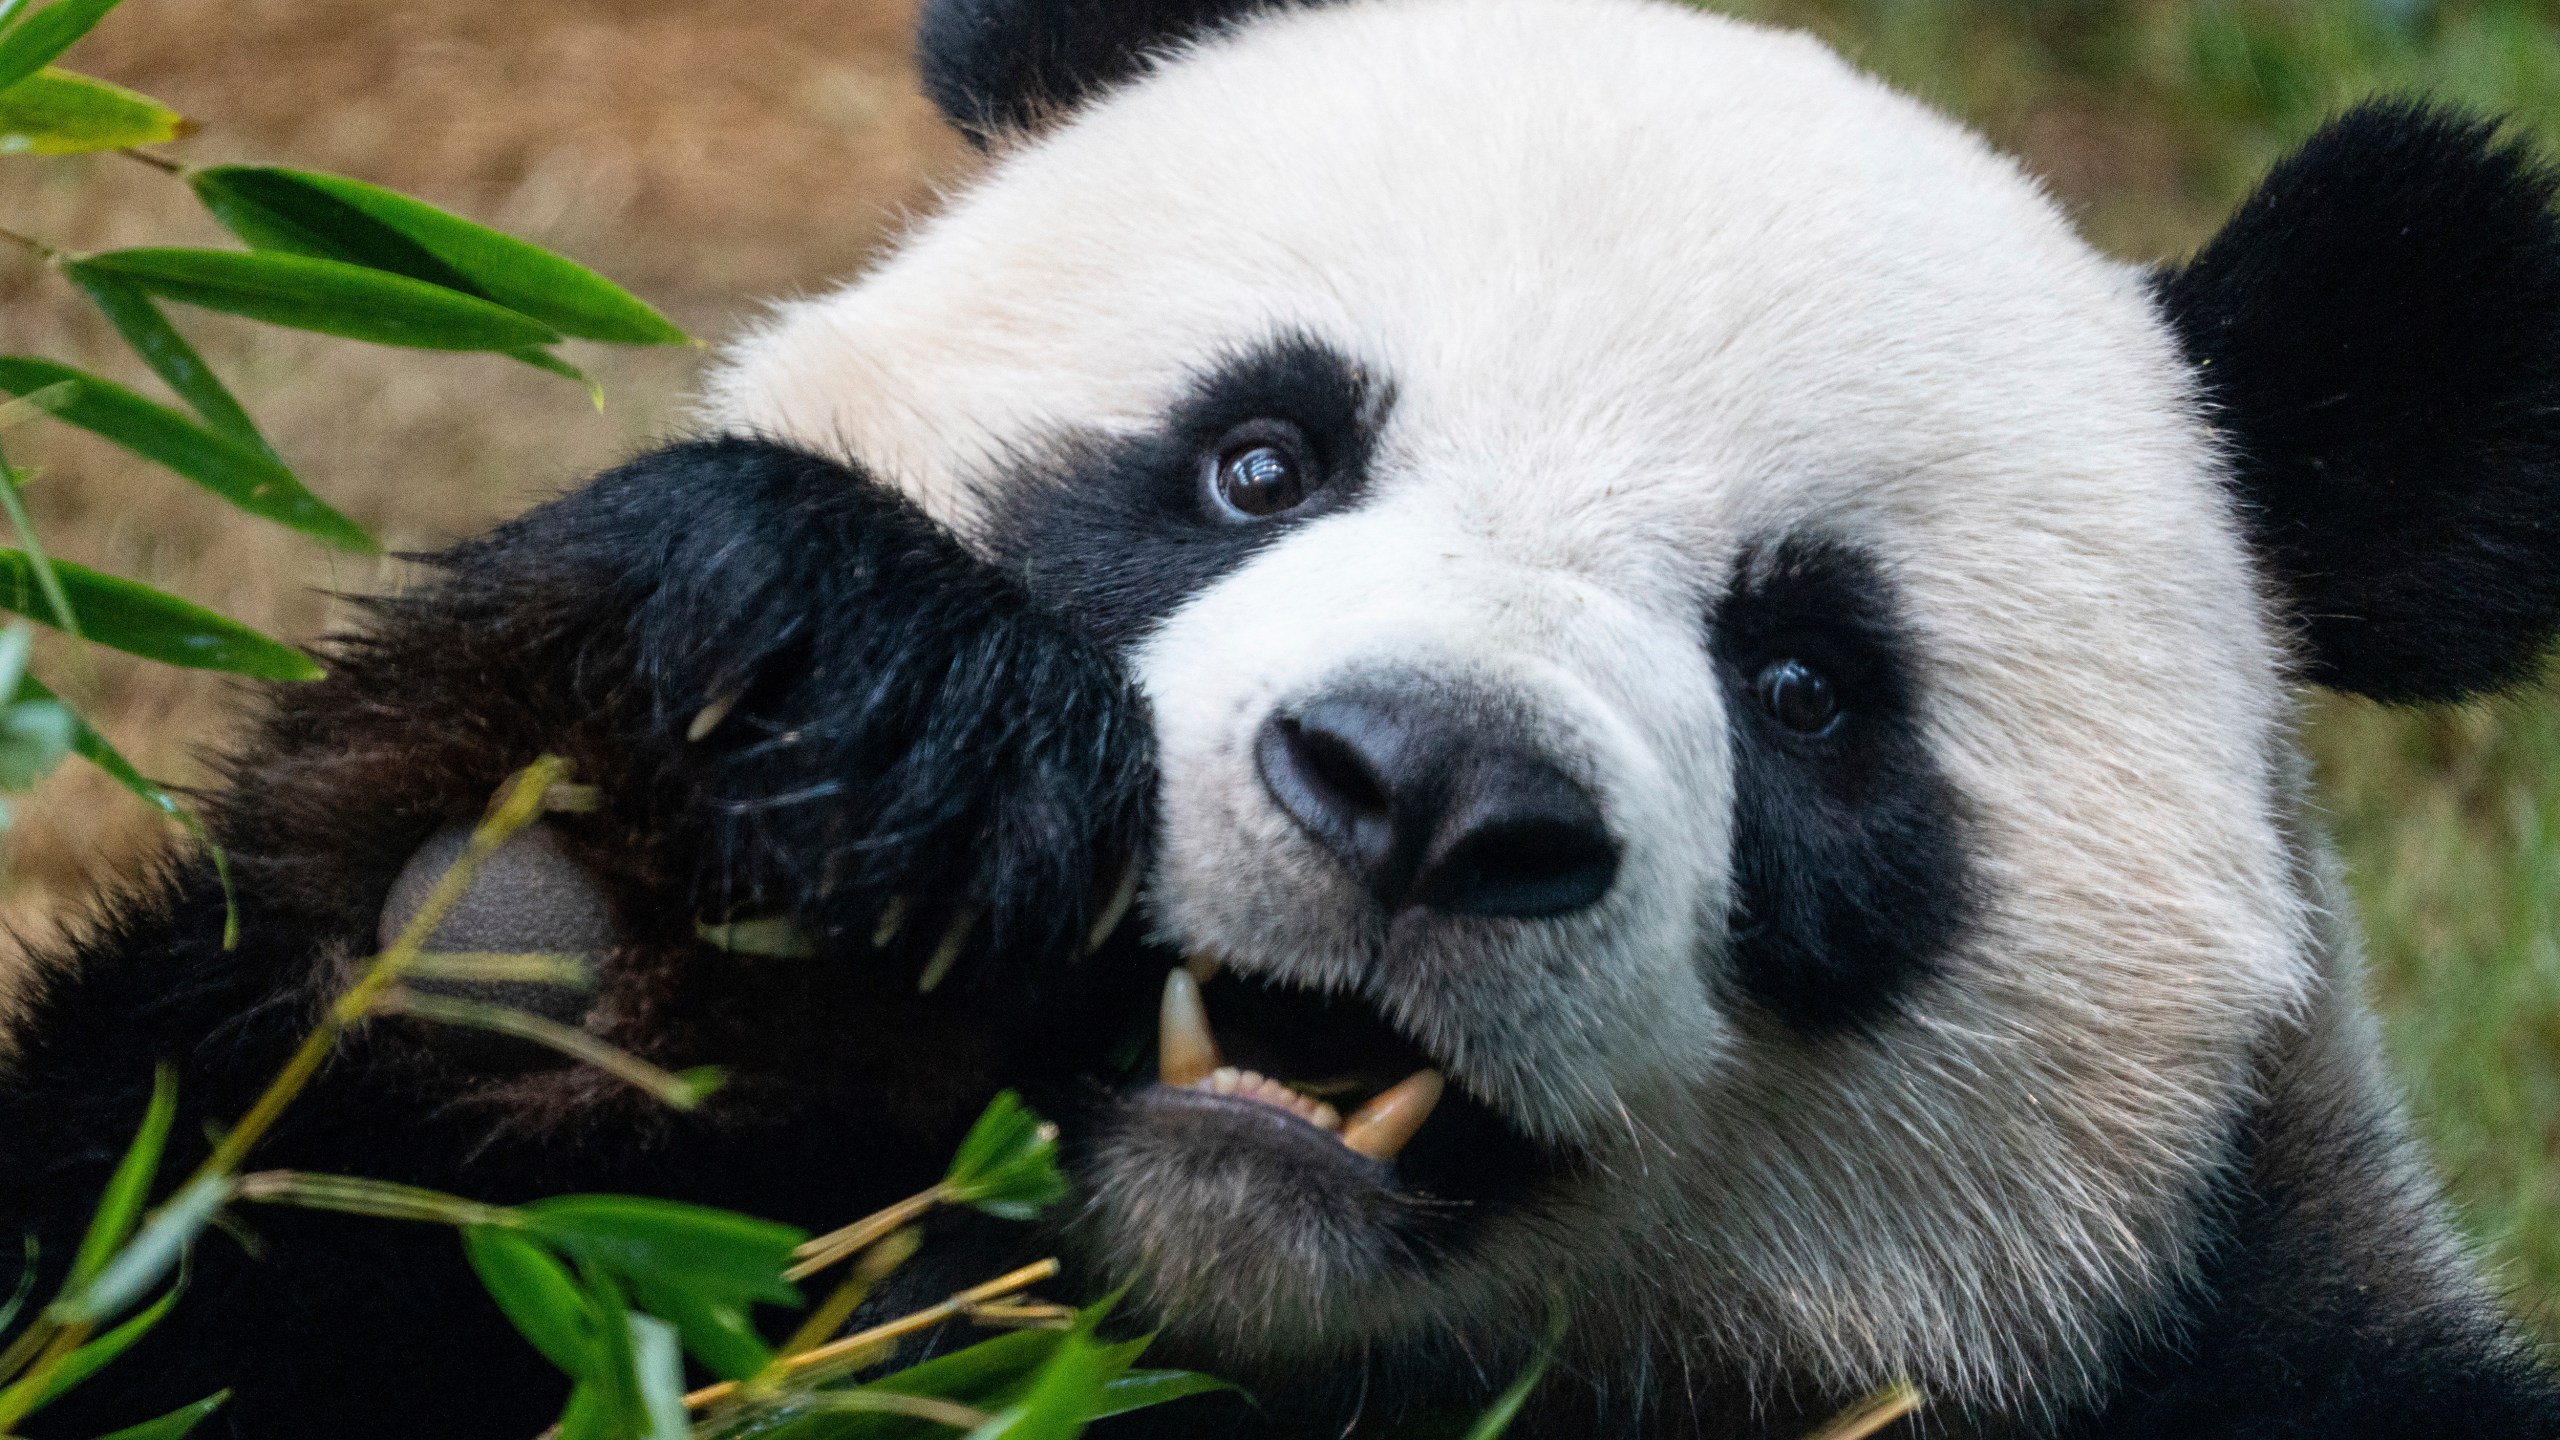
xmin=706 ymin=0 xmax=2320 ymax=1417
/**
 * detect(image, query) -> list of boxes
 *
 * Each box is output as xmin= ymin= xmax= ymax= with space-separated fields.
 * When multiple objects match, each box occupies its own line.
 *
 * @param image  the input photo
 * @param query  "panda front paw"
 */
xmin=239 ymin=436 xmax=1153 ymax=1029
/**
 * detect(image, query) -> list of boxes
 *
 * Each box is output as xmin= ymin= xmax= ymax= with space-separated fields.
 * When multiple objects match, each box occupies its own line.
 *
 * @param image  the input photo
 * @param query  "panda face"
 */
xmin=709 ymin=0 xmax=2319 ymax=1406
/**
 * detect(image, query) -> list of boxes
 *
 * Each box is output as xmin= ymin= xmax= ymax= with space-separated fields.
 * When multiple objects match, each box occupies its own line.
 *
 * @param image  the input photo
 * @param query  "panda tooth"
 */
xmin=1159 ymin=967 xmax=1222 ymax=1087
xmin=1340 ymin=1070 xmax=1445 ymax=1161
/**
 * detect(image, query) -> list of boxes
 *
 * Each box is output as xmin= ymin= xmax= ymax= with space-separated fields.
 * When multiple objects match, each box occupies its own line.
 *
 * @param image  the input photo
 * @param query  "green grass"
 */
xmin=1699 ymin=0 xmax=2560 ymax=1327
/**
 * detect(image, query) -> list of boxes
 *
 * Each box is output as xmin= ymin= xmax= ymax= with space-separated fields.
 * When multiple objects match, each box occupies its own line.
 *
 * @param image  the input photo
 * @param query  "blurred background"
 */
xmin=1 ymin=0 xmax=2556 ymax=1330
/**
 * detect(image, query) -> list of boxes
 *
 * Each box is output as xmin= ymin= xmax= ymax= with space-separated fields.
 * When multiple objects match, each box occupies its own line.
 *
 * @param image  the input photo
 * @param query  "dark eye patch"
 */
xmin=979 ymin=333 xmax=1388 ymax=648
xmin=1709 ymin=537 xmax=1977 ymax=1032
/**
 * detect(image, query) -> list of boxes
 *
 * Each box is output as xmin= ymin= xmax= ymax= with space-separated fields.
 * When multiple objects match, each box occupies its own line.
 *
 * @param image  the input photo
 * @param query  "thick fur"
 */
xmin=11 ymin=0 xmax=2560 ymax=1435
xmin=708 ymin=0 xmax=2560 ymax=1432
xmin=0 ymin=437 xmax=1150 ymax=1436
xmin=2156 ymin=101 xmax=2560 ymax=703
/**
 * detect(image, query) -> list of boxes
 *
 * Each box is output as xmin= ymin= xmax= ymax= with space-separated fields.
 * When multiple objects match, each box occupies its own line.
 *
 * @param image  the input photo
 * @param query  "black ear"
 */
xmin=918 ymin=0 xmax=1306 ymax=145
xmin=2156 ymin=100 xmax=2560 ymax=703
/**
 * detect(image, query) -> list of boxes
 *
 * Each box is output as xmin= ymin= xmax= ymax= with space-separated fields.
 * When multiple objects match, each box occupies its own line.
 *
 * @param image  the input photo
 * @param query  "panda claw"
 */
xmin=870 ymin=896 xmax=909 ymax=949
xmin=1084 ymin=855 xmax=1141 ymax=955
xmin=686 ymin=688 xmax=744 ymax=743
xmin=916 ymin=909 xmax=978 ymax=993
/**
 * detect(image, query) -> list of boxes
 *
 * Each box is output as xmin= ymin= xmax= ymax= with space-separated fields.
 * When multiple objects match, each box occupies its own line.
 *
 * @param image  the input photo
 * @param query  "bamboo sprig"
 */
xmin=682 ymin=1258 xmax=1061 ymax=1412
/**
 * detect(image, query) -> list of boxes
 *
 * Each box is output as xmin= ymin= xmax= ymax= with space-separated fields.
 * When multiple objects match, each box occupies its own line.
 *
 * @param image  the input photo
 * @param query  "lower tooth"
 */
xmin=1340 ymin=1070 xmax=1445 ymax=1161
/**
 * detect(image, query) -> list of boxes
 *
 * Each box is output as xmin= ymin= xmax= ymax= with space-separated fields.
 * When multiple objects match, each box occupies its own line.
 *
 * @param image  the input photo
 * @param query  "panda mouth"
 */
xmin=1147 ymin=958 xmax=1451 ymax=1164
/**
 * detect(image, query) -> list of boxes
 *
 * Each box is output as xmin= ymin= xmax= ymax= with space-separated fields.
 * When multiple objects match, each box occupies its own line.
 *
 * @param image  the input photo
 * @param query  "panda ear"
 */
xmin=2156 ymin=100 xmax=2560 ymax=704
xmin=916 ymin=0 xmax=1306 ymax=145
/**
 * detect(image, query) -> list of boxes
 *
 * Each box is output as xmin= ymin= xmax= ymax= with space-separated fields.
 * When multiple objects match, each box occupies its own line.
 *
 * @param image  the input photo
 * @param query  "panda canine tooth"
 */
xmin=1158 ymin=967 xmax=1222 ymax=1087
xmin=1339 ymin=1070 xmax=1445 ymax=1161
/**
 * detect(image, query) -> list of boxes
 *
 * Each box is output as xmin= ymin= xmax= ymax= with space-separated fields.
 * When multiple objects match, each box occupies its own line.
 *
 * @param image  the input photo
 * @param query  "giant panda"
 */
xmin=9 ymin=0 xmax=2560 ymax=1435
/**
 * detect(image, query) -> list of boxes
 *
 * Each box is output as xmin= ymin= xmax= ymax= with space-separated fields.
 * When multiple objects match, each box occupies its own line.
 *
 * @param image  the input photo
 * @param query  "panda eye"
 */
xmin=1753 ymin=658 xmax=1840 ymax=736
xmin=1204 ymin=421 xmax=1317 ymax=519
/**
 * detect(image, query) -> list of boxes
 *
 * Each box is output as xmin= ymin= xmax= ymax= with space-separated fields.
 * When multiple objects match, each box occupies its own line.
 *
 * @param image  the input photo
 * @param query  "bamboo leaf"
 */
xmin=630 ymin=1273 xmax=773 ymax=1382
xmin=66 ymin=265 xmax=270 ymax=454
xmin=941 ymin=1091 xmax=1066 ymax=1221
xmin=50 ymin=1171 xmax=227 ymax=1326
xmin=464 ymin=1225 xmax=599 ymax=1379
xmin=190 ymin=166 xmax=687 ymax=344
xmin=1092 ymin=1369 xmax=1238 ymax=1421
xmin=520 ymin=1195 xmax=804 ymax=1308
xmin=0 ymin=548 xmax=323 ymax=678
xmin=8 ymin=668 xmax=237 ymax=945
xmin=0 ymin=1235 xmax=36 ymax=1339
xmin=0 ymin=357 xmax=370 ymax=551
xmin=0 ymin=0 xmax=125 ymax=93
xmin=79 ymin=249 xmax=559 ymax=351
xmin=0 ymin=68 xmax=184 ymax=154
xmin=65 ymin=1064 xmax=174 ymax=1289
xmin=21 ymin=1279 xmax=178 ymax=1411
xmin=629 ymin=1312 xmax=690 ymax=1440
xmin=91 ymin=1390 xmax=228 ymax=1440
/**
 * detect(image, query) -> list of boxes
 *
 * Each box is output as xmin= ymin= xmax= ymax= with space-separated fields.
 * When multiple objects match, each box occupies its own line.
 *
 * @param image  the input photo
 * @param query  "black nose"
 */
xmin=1254 ymin=690 xmax=1619 ymax=919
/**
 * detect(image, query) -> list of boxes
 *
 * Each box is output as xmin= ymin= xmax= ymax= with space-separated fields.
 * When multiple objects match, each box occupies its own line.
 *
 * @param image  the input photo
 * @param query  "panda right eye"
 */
xmin=1754 ymin=657 xmax=1842 ymax=736
xmin=1204 ymin=420 xmax=1318 ymax=519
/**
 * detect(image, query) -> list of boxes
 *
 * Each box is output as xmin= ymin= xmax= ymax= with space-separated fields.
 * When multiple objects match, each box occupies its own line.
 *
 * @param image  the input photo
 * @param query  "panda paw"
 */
xmin=235 ymin=436 xmax=1154 ymax=1011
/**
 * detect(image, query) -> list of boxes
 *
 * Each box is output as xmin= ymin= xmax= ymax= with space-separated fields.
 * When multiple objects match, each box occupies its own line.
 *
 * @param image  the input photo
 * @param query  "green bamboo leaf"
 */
xmin=0 ymin=69 xmax=184 ymax=154
xmin=0 ymin=358 xmax=370 ymax=551
xmin=579 ymin=1261 xmax=647 ymax=1440
xmin=190 ymin=166 xmax=688 ymax=345
xmin=0 ymin=1235 xmax=37 ymax=1339
xmin=0 ymin=0 xmax=126 ymax=93
xmin=464 ymin=1225 xmax=599 ymax=1378
xmin=1092 ymin=1369 xmax=1239 ymax=1421
xmin=22 ymin=1279 xmax=178 ymax=1411
xmin=960 ymin=1326 xmax=1108 ymax=1440
xmin=91 ymin=1390 xmax=228 ymax=1440
xmin=941 ymin=1091 xmax=1066 ymax=1221
xmin=79 ymin=249 xmax=559 ymax=351
xmin=66 ymin=265 xmax=271 ymax=454
xmin=630 ymin=1312 xmax=689 ymax=1440
xmin=9 ymin=668 xmax=239 ymax=946
xmin=522 ymin=1196 xmax=804 ymax=1308
xmin=66 ymin=1064 xmax=174 ymax=1289
xmin=630 ymin=1273 xmax=773 ymax=1383
xmin=556 ymin=1383 xmax=615 ymax=1440
xmin=0 ymin=549 xmax=322 ymax=678
xmin=507 ymin=346 xmax=602 ymax=406
xmin=50 ymin=1171 xmax=227 ymax=1326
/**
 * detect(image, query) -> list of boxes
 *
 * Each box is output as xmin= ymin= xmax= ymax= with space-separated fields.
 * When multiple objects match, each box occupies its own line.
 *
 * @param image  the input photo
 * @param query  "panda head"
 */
xmin=706 ymin=0 xmax=2560 ymax=1417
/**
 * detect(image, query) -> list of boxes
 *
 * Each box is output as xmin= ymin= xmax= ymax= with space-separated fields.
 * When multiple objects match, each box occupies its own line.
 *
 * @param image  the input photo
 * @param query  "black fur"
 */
xmin=2156 ymin=100 xmax=2560 ymax=703
xmin=2069 ymin=1017 xmax=2560 ymax=1439
xmin=1707 ymin=538 xmax=1975 ymax=1031
xmin=916 ymin=0 xmax=1321 ymax=143
xmin=981 ymin=333 xmax=1388 ymax=647
xmin=1 ymin=437 xmax=1152 ymax=1437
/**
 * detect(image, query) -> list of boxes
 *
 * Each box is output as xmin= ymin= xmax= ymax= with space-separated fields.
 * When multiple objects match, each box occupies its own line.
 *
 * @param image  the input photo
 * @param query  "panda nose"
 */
xmin=1254 ymin=692 xmax=1619 ymax=919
